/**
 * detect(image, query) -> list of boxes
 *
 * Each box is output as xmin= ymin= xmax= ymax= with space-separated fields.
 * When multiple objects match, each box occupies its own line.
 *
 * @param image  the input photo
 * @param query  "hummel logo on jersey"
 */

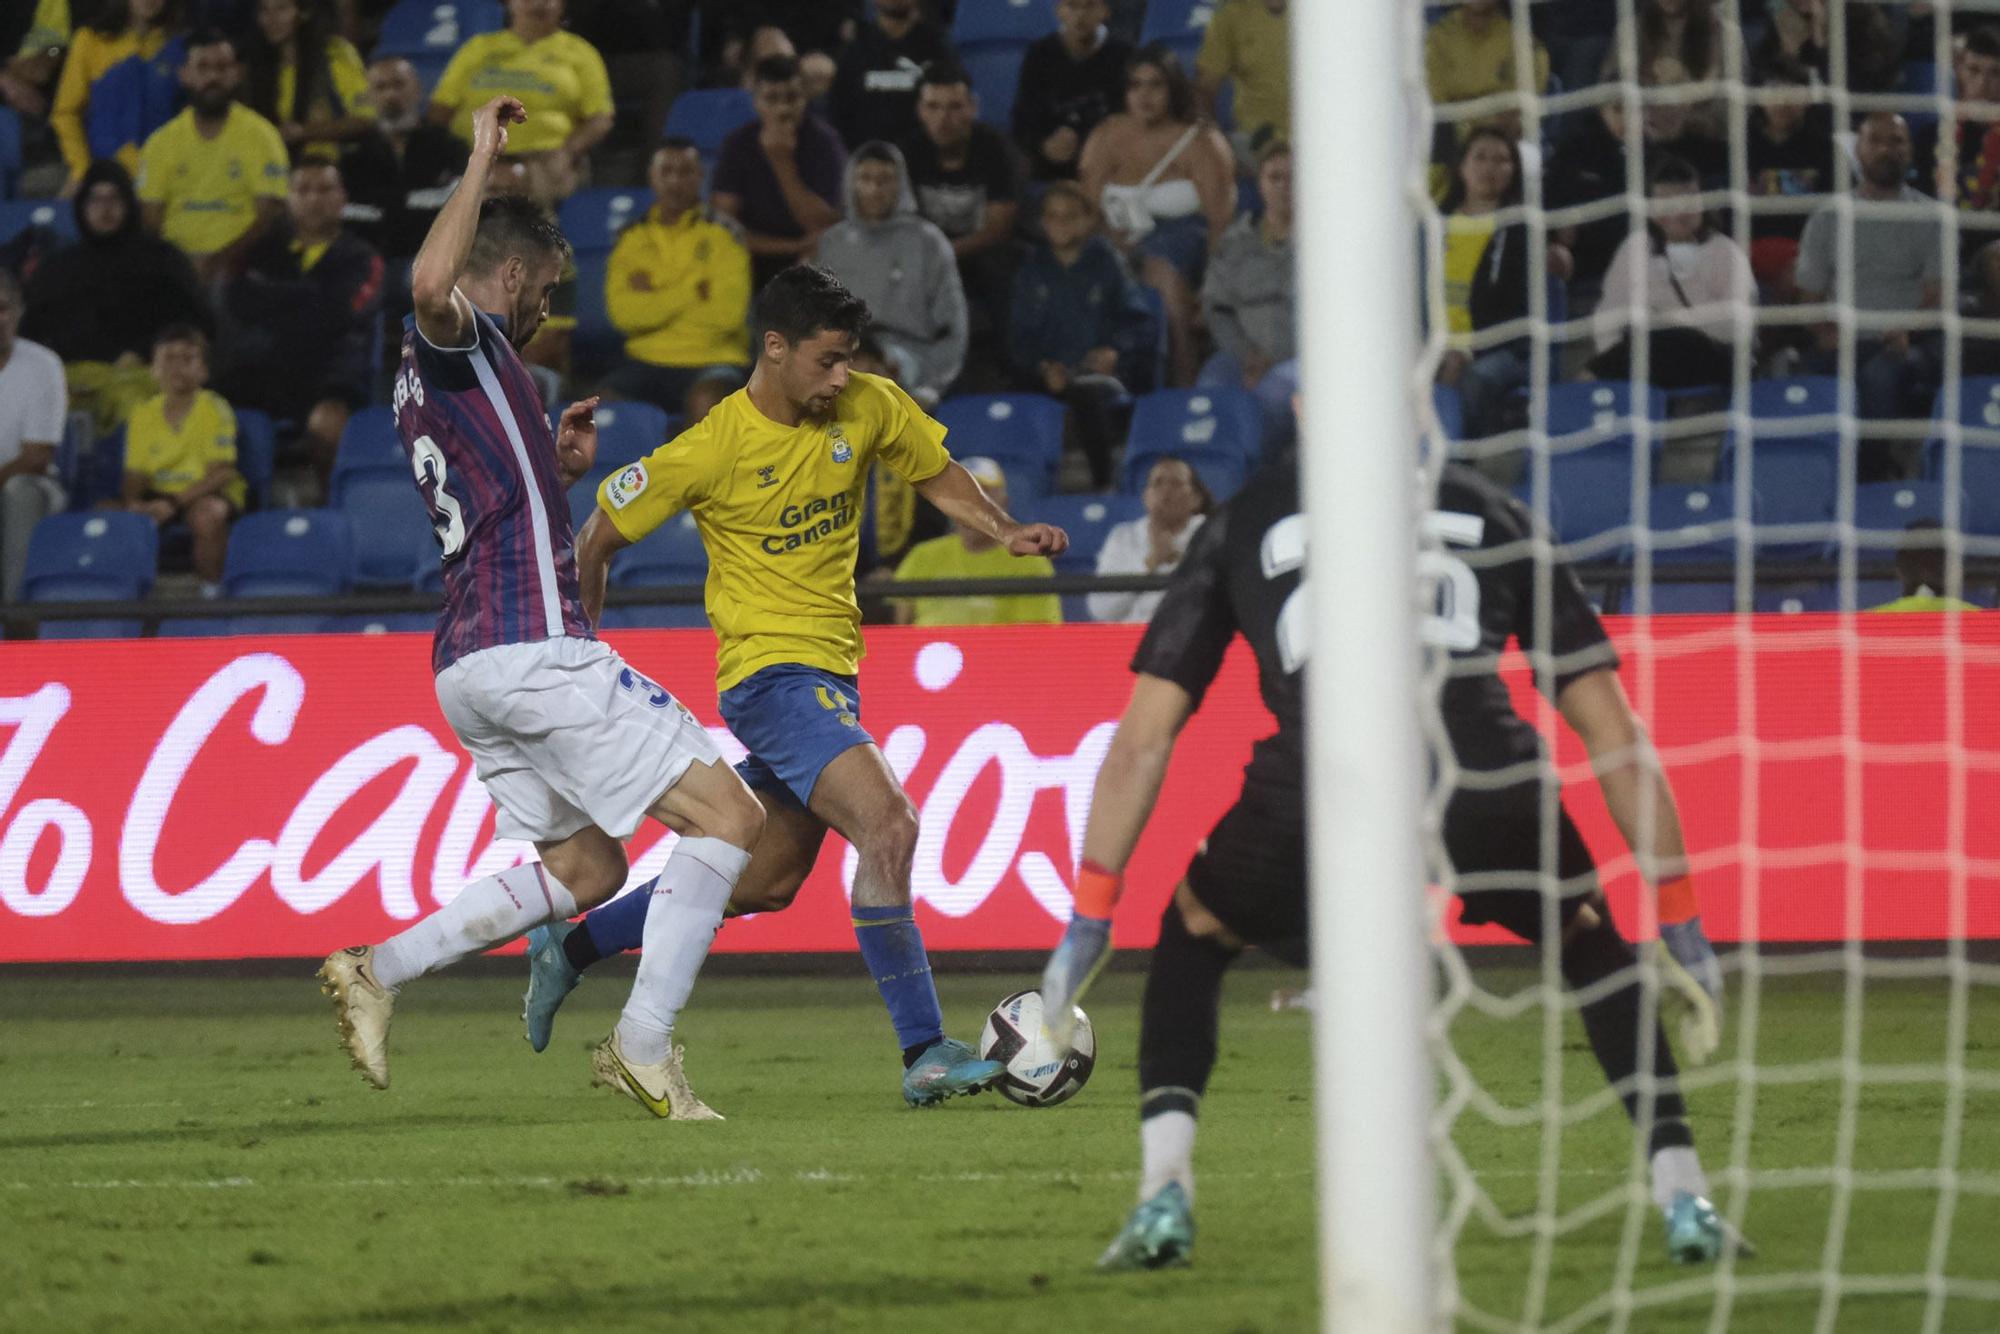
xmin=756 ymin=466 xmax=779 ymax=488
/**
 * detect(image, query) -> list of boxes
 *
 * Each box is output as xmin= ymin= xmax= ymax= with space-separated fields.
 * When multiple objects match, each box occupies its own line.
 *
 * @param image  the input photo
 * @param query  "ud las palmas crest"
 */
xmin=829 ymin=424 xmax=853 ymax=465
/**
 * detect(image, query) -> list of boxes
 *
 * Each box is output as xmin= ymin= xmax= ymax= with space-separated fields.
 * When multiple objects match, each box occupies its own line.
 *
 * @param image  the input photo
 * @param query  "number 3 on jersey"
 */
xmin=410 ymin=434 xmax=467 ymax=559
xmin=1261 ymin=511 xmax=1485 ymax=674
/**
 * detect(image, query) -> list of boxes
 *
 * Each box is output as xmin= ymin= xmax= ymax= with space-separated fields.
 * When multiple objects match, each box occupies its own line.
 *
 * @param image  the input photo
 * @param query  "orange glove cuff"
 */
xmin=1075 ymin=859 xmax=1122 ymax=920
xmin=1657 ymin=875 xmax=1699 ymax=927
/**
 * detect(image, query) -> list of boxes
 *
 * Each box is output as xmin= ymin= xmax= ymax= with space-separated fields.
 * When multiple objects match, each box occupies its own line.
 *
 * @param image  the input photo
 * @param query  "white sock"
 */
xmin=614 ymin=836 xmax=749 ymax=1065
xmin=1139 ymin=1109 xmax=1198 ymax=1204
xmin=372 ymin=863 xmax=578 ymax=991
xmin=1650 ymin=1144 xmax=1711 ymax=1217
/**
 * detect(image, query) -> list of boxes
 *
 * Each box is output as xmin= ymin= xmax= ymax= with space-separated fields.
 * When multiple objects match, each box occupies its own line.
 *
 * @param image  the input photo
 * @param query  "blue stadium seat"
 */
xmin=1637 ymin=581 xmax=1736 ymax=614
xmin=1755 ymin=580 xmax=1903 ymax=613
xmin=950 ymin=0 xmax=1056 ymax=126
xmin=1925 ymin=440 xmax=2000 ymax=531
xmin=372 ymin=0 xmax=503 ymax=59
xmin=1640 ymin=483 xmax=1746 ymax=564
xmin=1544 ymin=380 xmax=1668 ymax=452
xmin=224 ymin=509 xmax=353 ymax=597
xmin=935 ymin=394 xmax=1067 ymax=499
xmin=591 ymin=400 xmax=673 ymax=470
xmin=23 ymin=511 xmax=158 ymax=601
xmin=1746 ymin=374 xmax=1841 ymax=423
xmin=38 ymin=618 xmax=144 ymax=640
xmin=960 ymin=44 xmax=1031 ymax=129
xmin=1139 ymin=0 xmax=1217 ymax=65
xmin=1902 ymin=59 xmax=1941 ymax=130
xmin=1130 ymin=283 xmax=1169 ymax=390
xmin=1546 ymin=444 xmax=1636 ymax=555
xmin=558 ymin=187 xmax=651 ymax=257
xmin=1031 ymin=493 xmax=1145 ymax=575
xmin=1850 ymin=480 xmax=1950 ymax=547
xmin=600 ymin=604 xmax=709 ymax=630
xmin=225 ymin=614 xmax=335 ymax=636
xmin=0 ymin=107 xmax=20 ymax=197
xmin=571 ymin=251 xmax=618 ymax=368
xmin=338 ymin=473 xmax=437 ymax=587
xmin=233 ymin=407 xmax=277 ymax=509
xmin=158 ymin=617 xmax=229 ymax=637
xmin=612 ymin=509 xmax=706 ymax=586
xmin=1928 ymin=377 xmax=2000 ymax=448
xmin=329 ymin=405 xmax=405 ymax=504
xmin=663 ymin=88 xmax=756 ymax=159
xmin=1432 ymin=382 xmax=1464 ymax=442
xmin=1718 ymin=437 xmax=1835 ymax=551
xmin=0 ymin=198 xmax=78 ymax=246
xmin=570 ymin=465 xmax=613 ymax=531
xmin=1128 ymin=387 xmax=1263 ymax=465
xmin=336 ymin=612 xmax=435 ymax=634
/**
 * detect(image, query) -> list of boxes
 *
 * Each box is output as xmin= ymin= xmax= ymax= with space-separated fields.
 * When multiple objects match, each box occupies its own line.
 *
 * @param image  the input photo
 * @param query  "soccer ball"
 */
xmin=978 ymin=989 xmax=1096 ymax=1107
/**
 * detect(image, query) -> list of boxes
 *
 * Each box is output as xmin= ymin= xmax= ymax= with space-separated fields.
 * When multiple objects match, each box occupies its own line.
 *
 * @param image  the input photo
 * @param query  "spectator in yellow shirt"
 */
xmin=601 ymin=138 xmax=753 ymax=412
xmin=241 ymin=0 xmax=374 ymax=162
xmin=121 ymin=325 xmax=244 ymax=588
xmin=892 ymin=457 xmax=1062 ymax=626
xmin=1869 ymin=521 xmax=1983 ymax=613
xmin=49 ymin=0 xmax=184 ymax=187
xmin=136 ymin=31 xmax=289 ymax=277
xmin=1196 ymin=0 xmax=1289 ymax=168
xmin=1424 ymin=0 xmax=1550 ymax=145
xmin=429 ymin=0 xmax=613 ymax=204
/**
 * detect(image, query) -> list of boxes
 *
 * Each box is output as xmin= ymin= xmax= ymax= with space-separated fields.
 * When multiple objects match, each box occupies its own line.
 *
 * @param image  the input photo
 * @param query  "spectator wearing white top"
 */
xmin=1586 ymin=154 xmax=1754 ymax=390
xmin=1088 ymin=456 xmax=1210 ymax=623
xmin=0 ymin=269 xmax=68 ymax=602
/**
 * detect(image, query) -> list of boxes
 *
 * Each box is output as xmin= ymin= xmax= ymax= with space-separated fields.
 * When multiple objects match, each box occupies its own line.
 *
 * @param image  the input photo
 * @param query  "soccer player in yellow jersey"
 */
xmin=524 ymin=266 xmax=1071 ymax=1106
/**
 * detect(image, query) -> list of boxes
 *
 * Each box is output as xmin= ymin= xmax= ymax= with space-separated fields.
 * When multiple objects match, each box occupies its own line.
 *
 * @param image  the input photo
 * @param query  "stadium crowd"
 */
xmin=0 ymin=0 xmax=1992 ymax=632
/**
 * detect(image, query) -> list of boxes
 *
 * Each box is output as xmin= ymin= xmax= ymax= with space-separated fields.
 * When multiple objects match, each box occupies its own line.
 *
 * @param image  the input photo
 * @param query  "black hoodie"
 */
xmin=20 ymin=160 xmax=211 ymax=363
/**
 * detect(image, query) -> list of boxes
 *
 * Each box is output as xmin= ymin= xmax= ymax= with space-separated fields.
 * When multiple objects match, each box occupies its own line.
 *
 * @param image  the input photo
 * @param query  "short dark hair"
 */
xmin=291 ymin=158 xmax=344 ymax=184
xmin=1127 ymin=44 xmax=1197 ymax=124
xmin=1649 ymin=154 xmax=1701 ymax=191
xmin=658 ymin=134 xmax=700 ymax=156
xmin=754 ymin=265 xmax=871 ymax=346
xmin=1759 ymin=52 xmax=1812 ymax=87
xmin=852 ymin=140 xmax=900 ymax=167
xmin=183 ymin=26 xmax=234 ymax=56
xmin=918 ymin=60 xmax=971 ymax=93
xmin=466 ymin=195 xmax=572 ymax=275
xmin=0 ymin=268 xmax=20 ymax=304
xmin=153 ymin=323 xmax=210 ymax=356
xmin=752 ymin=54 xmax=801 ymax=86
xmin=1967 ymin=25 xmax=2000 ymax=62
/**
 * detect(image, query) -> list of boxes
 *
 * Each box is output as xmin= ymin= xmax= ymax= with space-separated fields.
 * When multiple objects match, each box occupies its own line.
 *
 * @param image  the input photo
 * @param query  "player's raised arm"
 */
xmin=913 ymin=460 xmax=1069 ymax=557
xmin=1557 ymin=665 xmax=1724 ymax=1060
xmin=409 ymin=96 xmax=525 ymax=349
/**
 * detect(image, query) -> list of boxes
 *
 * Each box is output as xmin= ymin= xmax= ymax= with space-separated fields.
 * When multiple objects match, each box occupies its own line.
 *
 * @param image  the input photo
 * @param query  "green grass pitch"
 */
xmin=1 ymin=963 xmax=1994 ymax=1331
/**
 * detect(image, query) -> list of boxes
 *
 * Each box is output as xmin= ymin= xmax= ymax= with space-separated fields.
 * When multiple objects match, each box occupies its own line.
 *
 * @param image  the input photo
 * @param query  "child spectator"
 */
xmin=815 ymin=142 xmax=966 ymax=407
xmin=122 ymin=325 xmax=244 ymax=589
xmin=1007 ymin=181 xmax=1157 ymax=487
xmin=1013 ymin=0 xmax=1132 ymax=182
xmin=51 ymin=0 xmax=185 ymax=188
xmin=241 ymin=0 xmax=373 ymax=163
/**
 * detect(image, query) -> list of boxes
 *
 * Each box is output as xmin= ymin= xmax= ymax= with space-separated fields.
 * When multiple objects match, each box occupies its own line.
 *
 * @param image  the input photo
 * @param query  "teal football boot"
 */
xmin=901 ymin=1036 xmax=1003 ymax=1106
xmin=522 ymin=922 xmax=582 ymax=1053
xmin=1098 ymin=1182 xmax=1196 ymax=1271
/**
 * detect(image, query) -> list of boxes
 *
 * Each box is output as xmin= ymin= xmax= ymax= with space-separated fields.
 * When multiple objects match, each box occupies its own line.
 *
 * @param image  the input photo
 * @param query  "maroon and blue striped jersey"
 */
xmin=393 ymin=306 xmax=593 ymax=674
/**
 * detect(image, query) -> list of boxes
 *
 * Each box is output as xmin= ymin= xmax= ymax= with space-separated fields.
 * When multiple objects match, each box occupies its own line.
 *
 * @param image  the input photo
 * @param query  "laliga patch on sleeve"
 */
xmin=605 ymin=462 xmax=649 ymax=511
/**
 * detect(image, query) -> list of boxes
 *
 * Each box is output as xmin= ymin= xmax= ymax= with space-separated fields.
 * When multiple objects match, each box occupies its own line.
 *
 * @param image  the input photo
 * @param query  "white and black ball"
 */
xmin=978 ymin=989 xmax=1096 ymax=1107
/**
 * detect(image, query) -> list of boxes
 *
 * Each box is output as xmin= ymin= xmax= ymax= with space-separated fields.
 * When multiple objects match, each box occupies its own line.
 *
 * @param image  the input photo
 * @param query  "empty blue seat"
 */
xmin=1926 ymin=441 xmax=2000 ymax=535
xmin=1929 ymin=377 xmax=2000 ymax=449
xmin=336 ymin=612 xmax=435 ymax=635
xmin=1637 ymin=582 xmax=1736 ymax=614
xmin=0 ymin=107 xmax=20 ymax=196
xmin=158 ymin=617 xmax=228 ymax=638
xmin=663 ymin=88 xmax=755 ymax=158
xmin=558 ymin=186 xmax=651 ymax=256
xmin=1031 ymin=493 xmax=1145 ymax=575
xmin=590 ymin=400 xmax=673 ymax=470
xmin=338 ymin=473 xmax=437 ymax=586
xmin=1129 ymin=387 xmax=1263 ymax=464
xmin=0 ymin=198 xmax=77 ymax=246
xmin=1432 ymin=382 xmax=1464 ymax=442
xmin=372 ymin=0 xmax=503 ymax=59
xmin=600 ymin=604 xmax=710 ymax=630
xmin=1718 ymin=437 xmax=1835 ymax=550
xmin=613 ymin=509 xmax=706 ymax=586
xmin=571 ymin=251 xmax=617 ymax=367
xmin=949 ymin=0 xmax=1054 ymax=125
xmin=1546 ymin=445 xmax=1638 ymax=555
xmin=1640 ymin=483 xmax=1746 ymax=564
xmin=38 ymin=618 xmax=144 ymax=640
xmin=330 ymin=405 xmax=404 ymax=504
xmin=1544 ymin=380 xmax=1668 ymax=452
xmin=23 ymin=512 xmax=158 ymax=601
xmin=1139 ymin=0 xmax=1216 ymax=64
xmin=960 ymin=43 xmax=1033 ymax=128
xmin=569 ymin=465 xmax=613 ymax=531
xmin=1755 ymin=580 xmax=1903 ymax=613
xmin=1850 ymin=480 xmax=1950 ymax=546
xmin=225 ymin=614 xmax=335 ymax=636
xmin=935 ymin=394 xmax=1067 ymax=499
xmin=234 ymin=407 xmax=276 ymax=509
xmin=1746 ymin=375 xmax=1841 ymax=423
xmin=224 ymin=509 xmax=353 ymax=597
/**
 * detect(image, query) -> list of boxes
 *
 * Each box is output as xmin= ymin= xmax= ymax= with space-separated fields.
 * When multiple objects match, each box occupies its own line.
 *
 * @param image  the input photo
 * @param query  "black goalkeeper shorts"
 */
xmin=1183 ymin=780 xmax=1309 ymax=956
xmin=1443 ymin=784 xmax=1605 ymax=943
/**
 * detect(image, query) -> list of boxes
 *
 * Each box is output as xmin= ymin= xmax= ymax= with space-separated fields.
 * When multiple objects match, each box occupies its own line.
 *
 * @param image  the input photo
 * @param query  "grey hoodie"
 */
xmin=815 ymin=141 xmax=968 ymax=401
xmin=1201 ymin=211 xmax=1296 ymax=364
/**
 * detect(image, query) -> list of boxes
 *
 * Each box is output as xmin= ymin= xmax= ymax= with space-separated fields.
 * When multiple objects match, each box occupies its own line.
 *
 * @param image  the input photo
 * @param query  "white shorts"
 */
xmin=435 ymin=636 xmax=722 ymax=844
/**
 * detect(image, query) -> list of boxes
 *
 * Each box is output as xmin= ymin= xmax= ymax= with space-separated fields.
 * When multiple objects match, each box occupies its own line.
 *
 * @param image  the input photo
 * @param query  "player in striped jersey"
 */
xmin=318 ymin=97 xmax=767 ymax=1120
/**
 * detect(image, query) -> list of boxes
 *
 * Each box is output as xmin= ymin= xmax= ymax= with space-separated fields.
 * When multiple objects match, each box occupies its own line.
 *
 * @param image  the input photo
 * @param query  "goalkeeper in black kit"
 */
xmin=1041 ymin=454 xmax=1747 ymax=1271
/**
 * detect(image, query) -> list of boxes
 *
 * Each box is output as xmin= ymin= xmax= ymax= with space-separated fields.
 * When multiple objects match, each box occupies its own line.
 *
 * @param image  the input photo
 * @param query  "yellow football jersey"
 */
xmin=125 ymin=389 xmax=246 ymax=510
xmin=600 ymin=371 xmax=952 ymax=692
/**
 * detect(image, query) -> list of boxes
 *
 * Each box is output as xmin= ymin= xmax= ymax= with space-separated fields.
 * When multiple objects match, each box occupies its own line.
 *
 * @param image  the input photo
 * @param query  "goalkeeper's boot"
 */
xmin=1098 ymin=1182 xmax=1196 ymax=1272
xmin=901 ymin=1036 xmax=1003 ymax=1107
xmin=1665 ymin=1192 xmax=1727 ymax=1264
xmin=590 ymin=1034 xmax=723 ymax=1121
xmin=522 ymin=922 xmax=582 ymax=1053
xmin=318 ymin=945 xmax=394 ymax=1090
xmin=1040 ymin=915 xmax=1112 ymax=1049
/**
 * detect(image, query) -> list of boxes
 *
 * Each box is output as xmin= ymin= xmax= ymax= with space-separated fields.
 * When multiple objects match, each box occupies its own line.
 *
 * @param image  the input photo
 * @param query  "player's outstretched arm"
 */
xmin=574 ymin=507 xmax=633 ymax=628
xmin=409 ymin=95 xmax=525 ymax=350
xmin=913 ymin=461 xmax=1069 ymax=557
xmin=1558 ymin=666 xmax=1725 ymax=1060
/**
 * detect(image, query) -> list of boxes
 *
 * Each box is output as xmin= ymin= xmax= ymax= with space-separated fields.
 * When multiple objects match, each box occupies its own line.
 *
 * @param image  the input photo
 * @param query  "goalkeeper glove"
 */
xmin=1040 ymin=914 xmax=1111 ymax=1050
xmin=1653 ymin=916 xmax=1724 ymax=1065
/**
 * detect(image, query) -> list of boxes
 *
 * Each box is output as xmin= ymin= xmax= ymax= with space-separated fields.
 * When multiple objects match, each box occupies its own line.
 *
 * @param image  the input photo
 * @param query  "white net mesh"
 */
xmin=1415 ymin=2 xmax=2000 ymax=1328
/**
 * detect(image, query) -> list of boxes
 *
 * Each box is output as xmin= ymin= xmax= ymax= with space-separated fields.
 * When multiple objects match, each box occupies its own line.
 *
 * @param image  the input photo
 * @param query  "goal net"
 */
xmin=1414 ymin=1 xmax=2000 ymax=1328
